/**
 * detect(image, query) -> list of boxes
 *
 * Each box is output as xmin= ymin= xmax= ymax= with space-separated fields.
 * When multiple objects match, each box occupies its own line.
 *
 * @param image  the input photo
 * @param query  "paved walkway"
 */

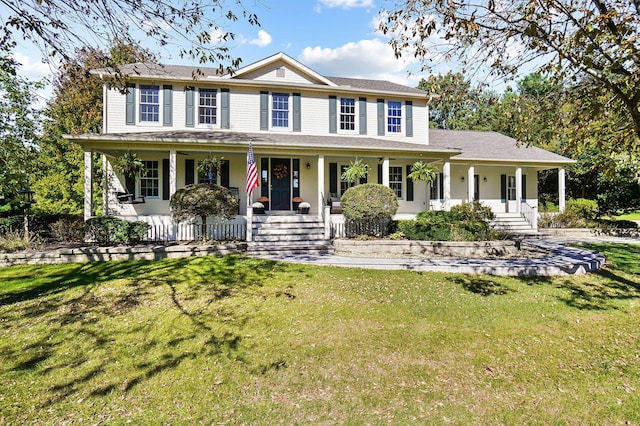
xmin=251 ymin=237 xmax=640 ymax=276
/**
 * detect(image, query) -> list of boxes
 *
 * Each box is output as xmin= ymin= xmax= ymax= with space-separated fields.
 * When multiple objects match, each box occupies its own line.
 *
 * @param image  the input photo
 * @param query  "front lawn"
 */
xmin=1 ymin=245 xmax=640 ymax=424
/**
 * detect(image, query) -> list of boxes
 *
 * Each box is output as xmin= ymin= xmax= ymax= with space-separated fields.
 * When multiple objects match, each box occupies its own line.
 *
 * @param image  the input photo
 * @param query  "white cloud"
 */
xmin=249 ymin=30 xmax=272 ymax=48
xmin=13 ymin=52 xmax=53 ymax=80
xmin=318 ymin=0 xmax=374 ymax=9
xmin=299 ymin=38 xmax=417 ymax=80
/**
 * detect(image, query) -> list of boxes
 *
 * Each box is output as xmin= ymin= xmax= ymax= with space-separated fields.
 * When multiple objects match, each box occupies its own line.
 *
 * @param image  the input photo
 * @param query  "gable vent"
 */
xmin=276 ymin=67 xmax=285 ymax=78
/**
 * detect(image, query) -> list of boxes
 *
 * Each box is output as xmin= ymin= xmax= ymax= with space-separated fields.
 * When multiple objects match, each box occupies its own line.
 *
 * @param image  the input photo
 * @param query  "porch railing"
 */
xmin=331 ymin=220 xmax=390 ymax=239
xmin=144 ymin=222 xmax=246 ymax=242
xmin=520 ymin=202 xmax=538 ymax=231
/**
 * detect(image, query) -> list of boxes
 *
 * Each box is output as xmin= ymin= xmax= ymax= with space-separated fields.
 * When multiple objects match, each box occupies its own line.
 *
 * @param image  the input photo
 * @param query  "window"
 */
xmin=389 ymin=166 xmax=403 ymax=198
xmin=387 ymin=101 xmax=402 ymax=133
xmin=340 ymin=97 xmax=355 ymax=131
xmin=199 ymin=89 xmax=217 ymax=125
xmin=272 ymin=93 xmax=289 ymax=127
xmin=139 ymin=85 xmax=160 ymax=122
xmin=507 ymin=175 xmax=516 ymax=201
xmin=140 ymin=160 xmax=159 ymax=197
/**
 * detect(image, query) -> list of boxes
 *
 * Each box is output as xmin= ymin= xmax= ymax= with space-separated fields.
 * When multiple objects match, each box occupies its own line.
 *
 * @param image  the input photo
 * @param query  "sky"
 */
xmin=11 ymin=0 xmax=508 ymax=101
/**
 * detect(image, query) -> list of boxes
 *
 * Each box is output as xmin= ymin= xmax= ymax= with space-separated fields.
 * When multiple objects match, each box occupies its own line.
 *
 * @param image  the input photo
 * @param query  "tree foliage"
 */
xmin=381 ymin=0 xmax=640 ymax=150
xmin=0 ymin=0 xmax=260 ymax=76
xmin=0 ymin=47 xmax=42 ymax=202
xmin=169 ymin=184 xmax=238 ymax=239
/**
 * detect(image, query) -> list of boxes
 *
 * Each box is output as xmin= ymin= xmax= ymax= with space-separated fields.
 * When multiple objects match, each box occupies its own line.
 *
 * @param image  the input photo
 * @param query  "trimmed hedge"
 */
xmin=85 ymin=216 xmax=150 ymax=245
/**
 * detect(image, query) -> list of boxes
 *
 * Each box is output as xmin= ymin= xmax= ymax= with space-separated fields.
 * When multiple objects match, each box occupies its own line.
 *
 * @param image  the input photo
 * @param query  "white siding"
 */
xmin=239 ymin=64 xmax=320 ymax=85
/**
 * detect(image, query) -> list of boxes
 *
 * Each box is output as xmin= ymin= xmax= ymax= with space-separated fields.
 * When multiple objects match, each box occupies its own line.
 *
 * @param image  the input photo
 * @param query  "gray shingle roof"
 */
xmin=429 ymin=129 xmax=573 ymax=164
xmin=326 ymin=77 xmax=426 ymax=96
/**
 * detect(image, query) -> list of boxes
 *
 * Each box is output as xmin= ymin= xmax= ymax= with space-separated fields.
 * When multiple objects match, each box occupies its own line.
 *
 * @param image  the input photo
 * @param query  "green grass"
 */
xmin=1 ymin=245 xmax=640 ymax=424
xmin=614 ymin=211 xmax=640 ymax=221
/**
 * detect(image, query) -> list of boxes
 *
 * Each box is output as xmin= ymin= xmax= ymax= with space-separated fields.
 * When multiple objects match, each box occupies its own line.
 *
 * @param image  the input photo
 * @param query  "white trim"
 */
xmin=231 ymin=52 xmax=338 ymax=87
xmin=138 ymin=84 xmax=162 ymax=126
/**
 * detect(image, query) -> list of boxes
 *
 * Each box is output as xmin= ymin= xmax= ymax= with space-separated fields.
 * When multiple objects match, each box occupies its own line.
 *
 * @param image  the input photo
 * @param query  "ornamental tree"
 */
xmin=169 ymin=184 xmax=238 ymax=240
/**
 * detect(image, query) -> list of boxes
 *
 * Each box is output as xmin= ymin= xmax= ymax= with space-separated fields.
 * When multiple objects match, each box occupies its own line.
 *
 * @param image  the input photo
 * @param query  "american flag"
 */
xmin=246 ymin=142 xmax=258 ymax=195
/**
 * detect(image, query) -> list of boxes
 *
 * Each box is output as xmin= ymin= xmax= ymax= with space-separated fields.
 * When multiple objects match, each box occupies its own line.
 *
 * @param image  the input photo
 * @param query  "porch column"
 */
xmin=83 ymin=149 xmax=93 ymax=221
xmin=169 ymin=150 xmax=177 ymax=198
xmin=382 ymin=157 xmax=390 ymax=186
xmin=467 ymin=165 xmax=475 ymax=202
xmin=102 ymin=154 xmax=109 ymax=215
xmin=559 ymin=166 xmax=566 ymax=212
xmin=317 ymin=155 xmax=325 ymax=215
xmin=515 ymin=166 xmax=522 ymax=213
xmin=443 ymin=160 xmax=451 ymax=211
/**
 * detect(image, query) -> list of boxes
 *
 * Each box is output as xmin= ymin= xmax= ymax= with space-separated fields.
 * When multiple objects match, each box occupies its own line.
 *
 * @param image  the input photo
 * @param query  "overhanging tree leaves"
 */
xmin=381 ymin=0 xmax=640 ymax=150
xmin=0 ymin=0 xmax=260 ymax=75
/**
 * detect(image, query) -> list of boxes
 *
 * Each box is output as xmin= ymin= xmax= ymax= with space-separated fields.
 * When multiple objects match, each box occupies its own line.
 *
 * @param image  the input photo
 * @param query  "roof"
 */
xmin=429 ymin=129 xmax=574 ymax=165
xmin=92 ymin=62 xmax=226 ymax=80
xmin=69 ymin=130 xmax=458 ymax=157
xmin=327 ymin=77 xmax=426 ymax=96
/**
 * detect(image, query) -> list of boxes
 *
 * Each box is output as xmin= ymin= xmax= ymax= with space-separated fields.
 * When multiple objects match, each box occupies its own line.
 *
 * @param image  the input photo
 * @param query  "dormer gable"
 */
xmin=228 ymin=52 xmax=337 ymax=87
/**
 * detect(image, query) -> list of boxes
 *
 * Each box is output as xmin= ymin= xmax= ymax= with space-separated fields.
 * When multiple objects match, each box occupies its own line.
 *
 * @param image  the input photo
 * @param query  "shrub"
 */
xmin=49 ymin=215 xmax=85 ymax=242
xmin=85 ymin=216 xmax=150 ymax=245
xmin=0 ymin=230 xmax=30 ymax=253
xmin=341 ymin=184 xmax=399 ymax=236
xmin=566 ymin=198 xmax=599 ymax=221
xmin=170 ymin=184 xmax=238 ymax=239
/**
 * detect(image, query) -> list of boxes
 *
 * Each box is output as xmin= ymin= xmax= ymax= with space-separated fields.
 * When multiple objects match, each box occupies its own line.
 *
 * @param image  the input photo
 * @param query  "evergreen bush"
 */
xmin=85 ymin=216 xmax=149 ymax=245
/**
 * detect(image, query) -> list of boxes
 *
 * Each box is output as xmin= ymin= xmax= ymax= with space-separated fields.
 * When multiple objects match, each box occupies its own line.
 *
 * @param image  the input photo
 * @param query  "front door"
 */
xmin=270 ymin=158 xmax=291 ymax=210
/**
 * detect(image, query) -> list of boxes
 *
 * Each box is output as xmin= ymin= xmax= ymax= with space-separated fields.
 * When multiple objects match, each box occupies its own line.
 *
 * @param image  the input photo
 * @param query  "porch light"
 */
xmin=306 ymin=162 xmax=311 ymax=169
xmin=483 ymin=176 xmax=487 ymax=182
xmin=461 ymin=176 xmax=465 ymax=182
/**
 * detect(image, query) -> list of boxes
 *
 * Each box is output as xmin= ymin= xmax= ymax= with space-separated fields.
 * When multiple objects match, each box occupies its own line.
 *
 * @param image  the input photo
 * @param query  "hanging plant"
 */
xmin=273 ymin=164 xmax=288 ymax=180
xmin=115 ymin=150 xmax=146 ymax=178
xmin=341 ymin=158 xmax=369 ymax=184
xmin=197 ymin=154 xmax=223 ymax=184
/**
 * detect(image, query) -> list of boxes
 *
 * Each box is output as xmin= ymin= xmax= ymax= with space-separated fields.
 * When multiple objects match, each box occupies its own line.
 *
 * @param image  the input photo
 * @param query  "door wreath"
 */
xmin=273 ymin=164 xmax=288 ymax=180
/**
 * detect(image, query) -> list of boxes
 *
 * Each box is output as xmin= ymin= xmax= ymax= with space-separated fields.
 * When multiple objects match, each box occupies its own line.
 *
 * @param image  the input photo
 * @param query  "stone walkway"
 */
xmin=251 ymin=237 xmax=640 ymax=276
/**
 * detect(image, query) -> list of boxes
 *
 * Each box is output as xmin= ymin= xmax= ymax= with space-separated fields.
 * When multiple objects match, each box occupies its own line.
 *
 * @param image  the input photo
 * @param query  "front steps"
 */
xmin=246 ymin=214 xmax=333 ymax=256
xmin=490 ymin=212 xmax=538 ymax=236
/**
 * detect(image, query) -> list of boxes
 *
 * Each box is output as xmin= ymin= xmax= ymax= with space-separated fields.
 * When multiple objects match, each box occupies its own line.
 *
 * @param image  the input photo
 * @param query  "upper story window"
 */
xmin=272 ymin=93 xmax=289 ymax=128
xmin=340 ymin=98 xmax=355 ymax=131
xmin=139 ymin=85 xmax=160 ymax=122
xmin=140 ymin=160 xmax=159 ymax=197
xmin=389 ymin=166 xmax=403 ymax=198
xmin=387 ymin=101 xmax=402 ymax=133
xmin=199 ymin=89 xmax=217 ymax=125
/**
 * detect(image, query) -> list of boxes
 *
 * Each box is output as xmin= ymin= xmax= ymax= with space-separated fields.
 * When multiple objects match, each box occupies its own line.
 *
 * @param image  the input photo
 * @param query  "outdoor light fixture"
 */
xmin=306 ymin=162 xmax=311 ymax=169
xmin=461 ymin=176 xmax=465 ymax=182
xmin=483 ymin=176 xmax=487 ymax=182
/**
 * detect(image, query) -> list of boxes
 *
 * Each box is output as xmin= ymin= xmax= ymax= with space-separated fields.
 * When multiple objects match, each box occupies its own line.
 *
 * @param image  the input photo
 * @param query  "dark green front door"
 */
xmin=270 ymin=158 xmax=291 ymax=210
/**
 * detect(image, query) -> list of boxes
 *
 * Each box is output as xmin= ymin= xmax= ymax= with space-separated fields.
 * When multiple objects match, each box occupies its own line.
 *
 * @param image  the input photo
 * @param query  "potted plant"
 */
xmin=252 ymin=202 xmax=265 ymax=214
xmin=115 ymin=150 xmax=146 ymax=181
xmin=298 ymin=201 xmax=311 ymax=214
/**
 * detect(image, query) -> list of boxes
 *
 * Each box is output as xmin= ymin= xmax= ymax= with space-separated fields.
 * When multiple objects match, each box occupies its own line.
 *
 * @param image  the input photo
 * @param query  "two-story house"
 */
xmin=69 ymin=52 xmax=572 ymax=240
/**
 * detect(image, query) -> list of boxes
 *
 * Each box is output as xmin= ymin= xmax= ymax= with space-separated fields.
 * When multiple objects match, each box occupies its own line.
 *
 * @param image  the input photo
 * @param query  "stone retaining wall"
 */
xmin=539 ymin=228 xmax=640 ymax=239
xmin=0 ymin=243 xmax=247 ymax=267
xmin=333 ymin=239 xmax=519 ymax=258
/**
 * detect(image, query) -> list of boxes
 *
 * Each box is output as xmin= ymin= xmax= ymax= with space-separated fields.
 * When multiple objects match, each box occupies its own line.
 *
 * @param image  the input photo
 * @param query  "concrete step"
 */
xmin=253 ymin=233 xmax=326 ymax=242
xmin=252 ymin=215 xmax=322 ymax=224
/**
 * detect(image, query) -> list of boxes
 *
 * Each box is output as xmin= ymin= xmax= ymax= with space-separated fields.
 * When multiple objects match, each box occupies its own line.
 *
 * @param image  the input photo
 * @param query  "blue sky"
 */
xmin=12 ymin=0 xmax=508 ymax=100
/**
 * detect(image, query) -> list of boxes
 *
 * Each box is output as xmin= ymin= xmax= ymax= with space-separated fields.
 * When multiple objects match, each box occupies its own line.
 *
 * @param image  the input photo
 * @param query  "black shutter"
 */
xmin=293 ymin=93 xmax=301 ymax=132
xmin=378 ymin=164 xmax=383 ymax=184
xmin=439 ymin=173 xmax=444 ymax=200
xmin=125 ymin=84 xmax=135 ymax=125
xmin=501 ymin=174 xmax=507 ymax=202
xmin=522 ymin=174 xmax=527 ymax=200
xmin=406 ymin=165 xmax=414 ymax=201
xmin=185 ymin=159 xmax=195 ymax=185
xmin=221 ymin=160 xmax=230 ymax=188
xmin=125 ymin=175 xmax=136 ymax=195
xmin=329 ymin=96 xmax=337 ymax=134
xmin=329 ymin=162 xmax=338 ymax=195
xmin=162 ymin=159 xmax=170 ymax=200
xmin=163 ymin=85 xmax=172 ymax=126
xmin=260 ymin=91 xmax=269 ymax=130
xmin=221 ymin=88 xmax=230 ymax=129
